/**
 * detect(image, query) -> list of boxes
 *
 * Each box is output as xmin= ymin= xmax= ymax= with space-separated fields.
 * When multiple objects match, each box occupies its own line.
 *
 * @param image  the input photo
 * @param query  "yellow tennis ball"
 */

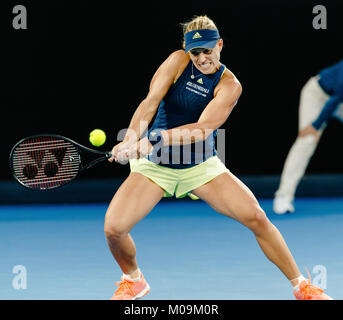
xmin=89 ymin=129 xmax=106 ymax=147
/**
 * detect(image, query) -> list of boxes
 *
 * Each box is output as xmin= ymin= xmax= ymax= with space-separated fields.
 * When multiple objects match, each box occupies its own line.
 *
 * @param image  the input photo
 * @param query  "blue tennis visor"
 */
xmin=185 ymin=29 xmax=221 ymax=53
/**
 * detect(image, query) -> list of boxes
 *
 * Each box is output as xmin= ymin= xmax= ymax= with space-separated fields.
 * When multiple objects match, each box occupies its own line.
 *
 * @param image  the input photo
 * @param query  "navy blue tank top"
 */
xmin=148 ymin=60 xmax=226 ymax=169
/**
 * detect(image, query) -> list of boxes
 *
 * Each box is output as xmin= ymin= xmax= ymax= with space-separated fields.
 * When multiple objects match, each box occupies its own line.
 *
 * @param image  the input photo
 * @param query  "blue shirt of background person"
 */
xmin=313 ymin=60 xmax=343 ymax=129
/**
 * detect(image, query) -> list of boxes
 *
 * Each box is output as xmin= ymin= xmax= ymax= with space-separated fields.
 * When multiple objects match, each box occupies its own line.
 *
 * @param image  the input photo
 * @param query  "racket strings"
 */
xmin=12 ymin=136 xmax=80 ymax=190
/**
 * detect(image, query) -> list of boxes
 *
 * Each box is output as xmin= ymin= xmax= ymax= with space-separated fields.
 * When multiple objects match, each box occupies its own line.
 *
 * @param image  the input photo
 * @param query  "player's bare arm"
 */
xmin=109 ymin=51 xmax=187 ymax=162
xmin=162 ymin=74 xmax=242 ymax=145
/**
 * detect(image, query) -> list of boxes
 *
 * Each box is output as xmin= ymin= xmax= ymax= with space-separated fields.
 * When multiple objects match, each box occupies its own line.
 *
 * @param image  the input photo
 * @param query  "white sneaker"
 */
xmin=273 ymin=195 xmax=295 ymax=215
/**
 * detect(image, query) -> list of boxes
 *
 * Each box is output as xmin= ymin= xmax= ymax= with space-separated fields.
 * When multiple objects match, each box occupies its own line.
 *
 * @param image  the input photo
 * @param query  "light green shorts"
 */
xmin=129 ymin=156 xmax=230 ymax=199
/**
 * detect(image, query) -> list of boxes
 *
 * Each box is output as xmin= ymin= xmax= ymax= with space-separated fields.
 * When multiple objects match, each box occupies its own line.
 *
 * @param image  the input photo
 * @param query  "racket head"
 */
xmin=9 ymin=134 xmax=82 ymax=190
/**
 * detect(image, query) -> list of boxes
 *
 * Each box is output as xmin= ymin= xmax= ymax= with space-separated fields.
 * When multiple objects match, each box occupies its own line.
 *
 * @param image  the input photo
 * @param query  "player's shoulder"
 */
xmin=162 ymin=50 xmax=190 ymax=80
xmin=169 ymin=49 xmax=188 ymax=60
xmin=219 ymin=67 xmax=242 ymax=93
xmin=165 ymin=50 xmax=189 ymax=67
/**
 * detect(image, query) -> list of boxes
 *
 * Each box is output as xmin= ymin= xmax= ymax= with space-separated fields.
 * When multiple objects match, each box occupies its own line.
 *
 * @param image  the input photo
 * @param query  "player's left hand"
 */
xmin=123 ymin=137 xmax=153 ymax=160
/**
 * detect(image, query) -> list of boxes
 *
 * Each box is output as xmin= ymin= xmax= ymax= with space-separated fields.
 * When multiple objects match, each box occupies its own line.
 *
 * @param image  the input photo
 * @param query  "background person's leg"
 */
xmin=274 ymin=77 xmax=328 ymax=214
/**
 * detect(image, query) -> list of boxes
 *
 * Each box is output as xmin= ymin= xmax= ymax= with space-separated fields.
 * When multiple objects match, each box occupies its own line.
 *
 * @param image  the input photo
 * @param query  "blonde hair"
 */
xmin=180 ymin=15 xmax=218 ymax=49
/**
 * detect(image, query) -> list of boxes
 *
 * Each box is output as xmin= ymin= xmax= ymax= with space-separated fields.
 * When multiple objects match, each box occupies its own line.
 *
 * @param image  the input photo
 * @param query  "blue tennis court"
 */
xmin=1 ymin=197 xmax=342 ymax=300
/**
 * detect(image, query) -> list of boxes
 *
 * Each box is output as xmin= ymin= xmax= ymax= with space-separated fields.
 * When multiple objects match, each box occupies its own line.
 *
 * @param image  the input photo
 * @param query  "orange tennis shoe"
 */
xmin=110 ymin=273 xmax=150 ymax=300
xmin=293 ymin=272 xmax=333 ymax=300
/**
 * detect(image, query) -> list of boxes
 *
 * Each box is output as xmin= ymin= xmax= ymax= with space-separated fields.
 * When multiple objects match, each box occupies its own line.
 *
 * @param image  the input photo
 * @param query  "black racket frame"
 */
xmin=9 ymin=134 xmax=112 ymax=191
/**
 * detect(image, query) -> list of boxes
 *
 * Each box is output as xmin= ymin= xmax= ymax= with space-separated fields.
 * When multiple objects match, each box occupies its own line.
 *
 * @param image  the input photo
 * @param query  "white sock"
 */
xmin=123 ymin=268 xmax=141 ymax=282
xmin=292 ymin=275 xmax=307 ymax=291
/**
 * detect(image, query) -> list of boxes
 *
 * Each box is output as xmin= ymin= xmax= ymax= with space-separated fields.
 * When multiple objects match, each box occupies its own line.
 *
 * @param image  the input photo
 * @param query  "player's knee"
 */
xmin=104 ymin=221 xmax=128 ymax=242
xmin=243 ymin=207 xmax=270 ymax=234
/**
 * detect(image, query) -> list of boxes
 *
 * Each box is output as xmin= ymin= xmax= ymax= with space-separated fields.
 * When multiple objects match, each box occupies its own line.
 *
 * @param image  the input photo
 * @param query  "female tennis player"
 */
xmin=105 ymin=15 xmax=332 ymax=300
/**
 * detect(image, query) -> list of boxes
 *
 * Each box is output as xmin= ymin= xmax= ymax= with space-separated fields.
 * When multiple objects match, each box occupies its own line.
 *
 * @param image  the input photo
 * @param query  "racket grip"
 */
xmin=106 ymin=151 xmax=113 ymax=159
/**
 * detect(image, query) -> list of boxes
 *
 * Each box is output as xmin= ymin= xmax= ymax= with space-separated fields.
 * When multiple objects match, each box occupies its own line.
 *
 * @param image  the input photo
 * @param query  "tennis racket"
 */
xmin=9 ymin=134 xmax=113 ymax=190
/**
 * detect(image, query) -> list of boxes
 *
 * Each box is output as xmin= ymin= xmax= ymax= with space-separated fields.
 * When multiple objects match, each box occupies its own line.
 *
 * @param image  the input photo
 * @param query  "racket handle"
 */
xmin=106 ymin=151 xmax=113 ymax=159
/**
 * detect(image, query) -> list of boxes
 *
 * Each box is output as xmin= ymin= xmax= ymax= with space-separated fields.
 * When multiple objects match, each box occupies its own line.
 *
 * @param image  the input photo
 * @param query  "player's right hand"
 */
xmin=108 ymin=141 xmax=131 ymax=163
